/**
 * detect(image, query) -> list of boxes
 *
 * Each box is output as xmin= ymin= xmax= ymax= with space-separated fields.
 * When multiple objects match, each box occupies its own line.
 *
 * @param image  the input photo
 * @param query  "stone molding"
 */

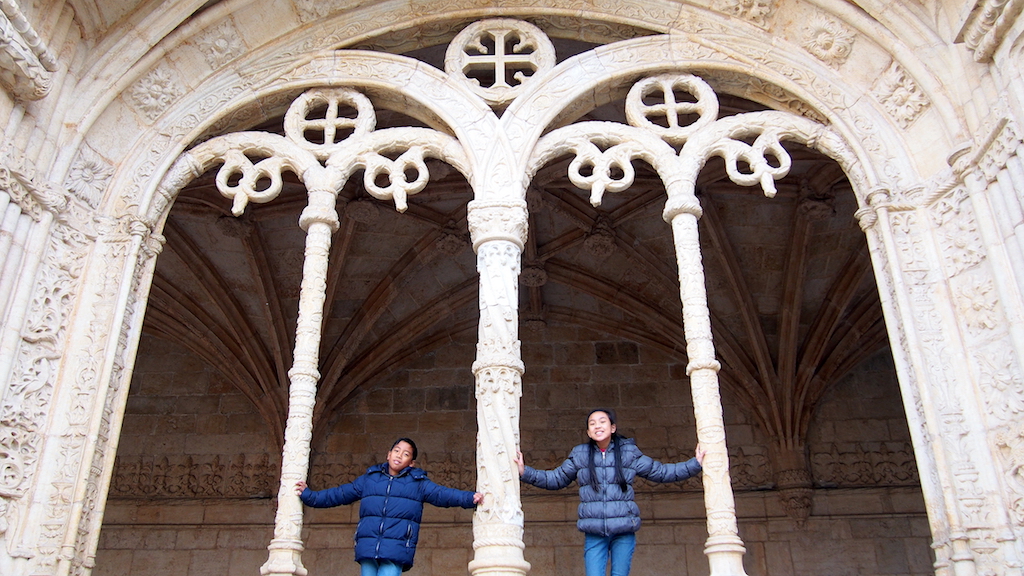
xmin=0 ymin=0 xmax=56 ymax=101
xmin=957 ymin=0 xmax=1024 ymax=62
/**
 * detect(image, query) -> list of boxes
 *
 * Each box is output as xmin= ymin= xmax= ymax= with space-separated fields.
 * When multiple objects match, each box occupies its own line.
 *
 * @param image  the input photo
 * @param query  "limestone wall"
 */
xmin=96 ymin=324 xmax=931 ymax=575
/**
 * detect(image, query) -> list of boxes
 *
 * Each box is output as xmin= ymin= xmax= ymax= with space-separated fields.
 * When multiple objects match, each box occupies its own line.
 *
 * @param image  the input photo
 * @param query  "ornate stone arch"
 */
xmin=6 ymin=2 xmax=1021 ymax=575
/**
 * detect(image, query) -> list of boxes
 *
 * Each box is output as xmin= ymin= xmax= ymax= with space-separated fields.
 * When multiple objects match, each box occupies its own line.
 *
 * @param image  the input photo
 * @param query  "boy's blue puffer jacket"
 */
xmin=520 ymin=437 xmax=701 ymax=536
xmin=300 ymin=464 xmax=476 ymax=571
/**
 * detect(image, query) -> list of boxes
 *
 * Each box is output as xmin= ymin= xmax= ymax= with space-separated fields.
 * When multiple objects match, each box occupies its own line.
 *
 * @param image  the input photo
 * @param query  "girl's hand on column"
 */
xmin=473 ymin=492 xmax=484 ymax=505
xmin=295 ymin=480 xmax=307 ymax=495
xmin=513 ymin=450 xmax=526 ymax=476
xmin=695 ymin=443 xmax=706 ymax=465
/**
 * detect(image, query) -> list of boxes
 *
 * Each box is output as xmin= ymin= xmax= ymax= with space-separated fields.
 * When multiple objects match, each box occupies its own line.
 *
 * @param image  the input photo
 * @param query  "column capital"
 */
xmin=467 ymin=200 xmax=528 ymax=251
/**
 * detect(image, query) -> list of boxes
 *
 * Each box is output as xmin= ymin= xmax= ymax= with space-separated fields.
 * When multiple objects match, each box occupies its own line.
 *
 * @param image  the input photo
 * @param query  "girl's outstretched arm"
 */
xmin=631 ymin=444 xmax=702 ymax=483
xmin=519 ymin=447 xmax=581 ymax=490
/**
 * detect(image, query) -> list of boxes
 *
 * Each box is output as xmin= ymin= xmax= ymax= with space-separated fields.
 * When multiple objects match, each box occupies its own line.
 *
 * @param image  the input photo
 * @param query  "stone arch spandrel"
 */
xmin=129 ymin=51 xmax=517 ymax=224
xmin=502 ymin=33 xmax=947 ymax=199
xmin=65 ymin=0 xmax=976 ymax=216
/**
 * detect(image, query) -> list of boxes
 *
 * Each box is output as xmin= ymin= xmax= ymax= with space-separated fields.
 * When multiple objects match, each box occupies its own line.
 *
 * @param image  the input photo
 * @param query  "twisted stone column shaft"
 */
xmin=262 ymin=189 xmax=340 ymax=576
xmin=668 ymin=207 xmax=748 ymax=576
xmin=468 ymin=201 xmax=530 ymax=576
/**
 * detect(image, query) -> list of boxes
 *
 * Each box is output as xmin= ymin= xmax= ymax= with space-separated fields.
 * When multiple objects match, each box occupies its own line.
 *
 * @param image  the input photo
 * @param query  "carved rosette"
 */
xmin=128 ymin=65 xmax=185 ymax=122
xmin=802 ymin=16 xmax=856 ymax=68
xmin=871 ymin=62 xmax=930 ymax=130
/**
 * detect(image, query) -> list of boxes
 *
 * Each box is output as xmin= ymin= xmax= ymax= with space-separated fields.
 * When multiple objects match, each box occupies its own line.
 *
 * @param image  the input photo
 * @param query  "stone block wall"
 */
xmin=96 ymin=323 xmax=930 ymax=575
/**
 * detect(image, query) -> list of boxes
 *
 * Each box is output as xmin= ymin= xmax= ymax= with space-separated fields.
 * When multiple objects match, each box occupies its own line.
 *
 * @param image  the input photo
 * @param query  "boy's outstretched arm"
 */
xmin=421 ymin=479 xmax=479 ymax=509
xmin=296 ymin=478 xmax=361 ymax=508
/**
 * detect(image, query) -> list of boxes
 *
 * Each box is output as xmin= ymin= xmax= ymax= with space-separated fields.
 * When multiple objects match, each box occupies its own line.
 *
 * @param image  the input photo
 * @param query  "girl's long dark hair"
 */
xmin=587 ymin=409 xmax=628 ymax=492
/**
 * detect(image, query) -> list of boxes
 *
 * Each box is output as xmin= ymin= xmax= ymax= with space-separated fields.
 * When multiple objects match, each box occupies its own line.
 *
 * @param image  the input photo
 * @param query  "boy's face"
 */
xmin=387 ymin=441 xmax=415 ymax=475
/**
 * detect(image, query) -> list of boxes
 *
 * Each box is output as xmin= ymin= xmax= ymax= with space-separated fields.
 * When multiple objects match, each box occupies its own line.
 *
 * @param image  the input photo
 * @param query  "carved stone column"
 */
xmin=664 ymin=193 xmax=748 ymax=576
xmin=261 ymin=185 xmax=340 ymax=576
xmin=466 ymin=199 xmax=531 ymax=576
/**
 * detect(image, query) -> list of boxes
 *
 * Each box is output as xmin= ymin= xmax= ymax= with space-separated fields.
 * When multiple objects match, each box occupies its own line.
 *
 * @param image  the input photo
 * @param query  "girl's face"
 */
xmin=387 ymin=441 xmax=415 ymax=475
xmin=587 ymin=411 xmax=616 ymax=448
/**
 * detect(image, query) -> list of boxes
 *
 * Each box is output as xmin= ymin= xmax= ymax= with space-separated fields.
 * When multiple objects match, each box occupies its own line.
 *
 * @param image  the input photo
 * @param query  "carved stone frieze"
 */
xmin=1 ymin=147 xmax=65 ymax=221
xmin=0 ymin=217 xmax=89 ymax=507
xmin=529 ymin=16 xmax=649 ymax=44
xmin=993 ymin=422 xmax=1024 ymax=526
xmin=810 ymin=442 xmax=920 ymax=486
xmin=871 ymin=62 xmax=930 ymax=130
xmin=976 ymin=120 xmax=1021 ymax=184
xmin=706 ymin=72 xmax=828 ymax=123
xmin=802 ymin=15 xmax=856 ymax=68
xmin=110 ymin=454 xmax=278 ymax=499
xmin=889 ymin=209 xmax=1002 ymax=550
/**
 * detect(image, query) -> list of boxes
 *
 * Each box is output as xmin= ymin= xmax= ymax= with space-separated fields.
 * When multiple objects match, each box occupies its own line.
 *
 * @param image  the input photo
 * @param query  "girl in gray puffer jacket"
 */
xmin=515 ymin=409 xmax=704 ymax=576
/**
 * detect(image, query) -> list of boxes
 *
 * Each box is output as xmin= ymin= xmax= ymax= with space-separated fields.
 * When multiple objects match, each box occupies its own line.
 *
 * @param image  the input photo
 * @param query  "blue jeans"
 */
xmin=359 ymin=560 xmax=402 ymax=576
xmin=584 ymin=533 xmax=636 ymax=576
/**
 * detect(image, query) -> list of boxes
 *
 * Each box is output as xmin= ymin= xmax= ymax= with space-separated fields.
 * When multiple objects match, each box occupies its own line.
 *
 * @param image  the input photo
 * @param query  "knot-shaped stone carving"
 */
xmin=361 ymin=147 xmax=429 ymax=213
xmin=568 ymin=141 xmax=637 ymax=207
xmin=215 ymin=149 xmax=294 ymax=216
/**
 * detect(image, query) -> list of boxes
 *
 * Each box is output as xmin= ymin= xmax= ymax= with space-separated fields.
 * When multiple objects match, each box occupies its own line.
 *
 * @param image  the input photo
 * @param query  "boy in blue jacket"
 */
xmin=297 ymin=438 xmax=483 ymax=576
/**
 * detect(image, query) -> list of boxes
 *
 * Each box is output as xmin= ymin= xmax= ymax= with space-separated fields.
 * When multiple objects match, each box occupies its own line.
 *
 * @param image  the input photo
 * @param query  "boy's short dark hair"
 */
xmin=393 ymin=437 xmax=418 ymax=460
